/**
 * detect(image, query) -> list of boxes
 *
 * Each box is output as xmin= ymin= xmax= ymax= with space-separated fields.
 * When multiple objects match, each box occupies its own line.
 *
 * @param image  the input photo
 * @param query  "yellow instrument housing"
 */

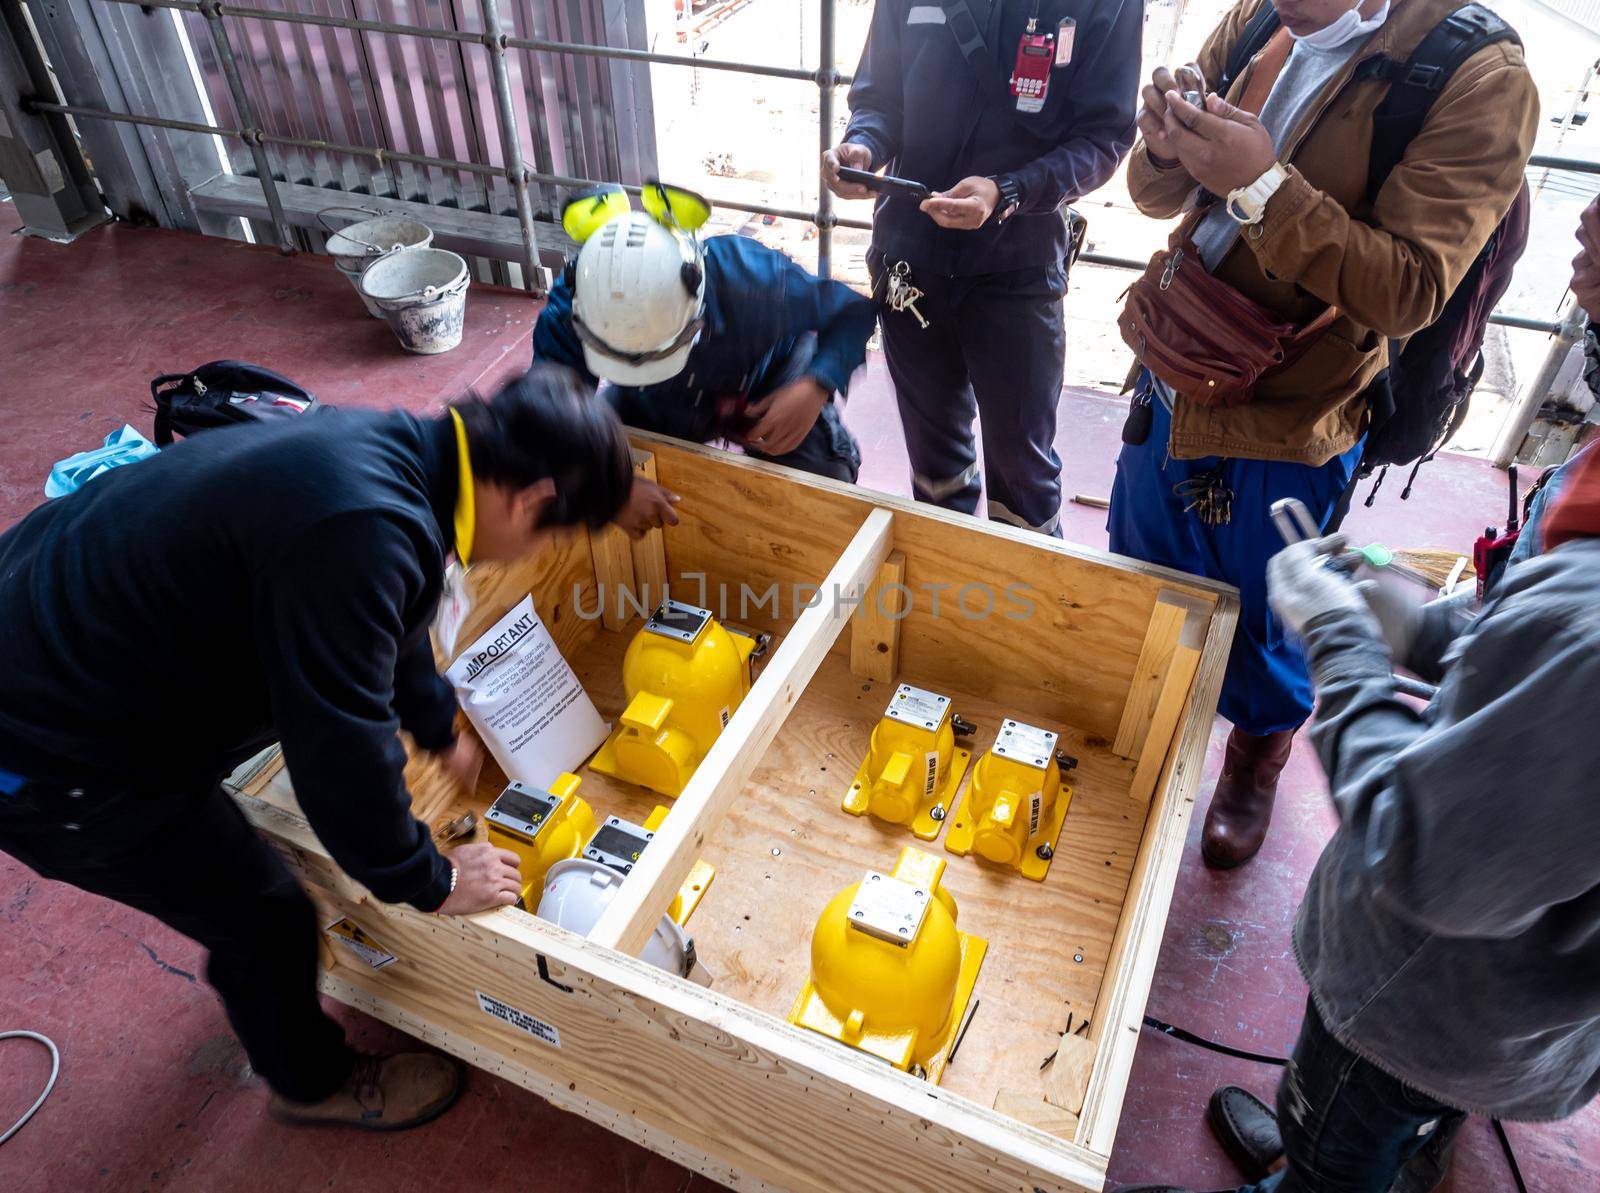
xmin=484 ymin=773 xmax=597 ymax=907
xmin=843 ymin=684 xmax=972 ymax=838
xmin=591 ymin=601 xmax=758 ymax=798
xmin=788 ymin=847 xmax=985 ymax=1082
xmin=944 ymin=720 xmax=1072 ymax=881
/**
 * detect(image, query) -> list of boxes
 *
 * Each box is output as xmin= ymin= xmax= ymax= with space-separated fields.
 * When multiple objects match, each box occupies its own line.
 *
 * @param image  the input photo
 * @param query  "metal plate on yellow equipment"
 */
xmin=992 ymin=720 xmax=1058 ymax=768
xmin=584 ymin=815 xmax=653 ymax=875
xmin=643 ymin=599 xmax=712 ymax=644
xmin=847 ymin=871 xmax=932 ymax=945
xmin=884 ymin=684 xmax=950 ymax=730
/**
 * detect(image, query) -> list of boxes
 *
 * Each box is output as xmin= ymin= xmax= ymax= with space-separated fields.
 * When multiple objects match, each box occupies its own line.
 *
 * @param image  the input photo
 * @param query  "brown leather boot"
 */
xmin=1201 ymin=728 xmax=1295 ymax=869
xmin=268 ymin=1053 xmax=463 ymax=1130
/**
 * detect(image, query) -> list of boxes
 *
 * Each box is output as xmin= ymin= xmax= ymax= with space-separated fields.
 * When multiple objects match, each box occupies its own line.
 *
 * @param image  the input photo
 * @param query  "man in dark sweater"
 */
xmin=0 ymin=366 xmax=632 ymax=1129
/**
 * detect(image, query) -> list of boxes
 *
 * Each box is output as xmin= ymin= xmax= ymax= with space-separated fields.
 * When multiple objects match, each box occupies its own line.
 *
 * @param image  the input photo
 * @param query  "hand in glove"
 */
xmin=1266 ymin=535 xmax=1369 ymax=639
xmin=1354 ymin=575 xmax=1420 ymax=665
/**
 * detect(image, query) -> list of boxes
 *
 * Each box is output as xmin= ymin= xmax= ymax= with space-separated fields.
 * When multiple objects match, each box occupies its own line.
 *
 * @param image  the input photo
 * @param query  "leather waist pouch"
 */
xmin=1118 ymin=234 xmax=1334 ymax=409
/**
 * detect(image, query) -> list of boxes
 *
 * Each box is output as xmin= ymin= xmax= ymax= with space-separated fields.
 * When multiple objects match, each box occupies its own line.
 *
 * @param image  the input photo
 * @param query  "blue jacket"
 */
xmin=845 ymin=0 xmax=1142 ymax=276
xmin=532 ymin=234 xmax=877 ymax=404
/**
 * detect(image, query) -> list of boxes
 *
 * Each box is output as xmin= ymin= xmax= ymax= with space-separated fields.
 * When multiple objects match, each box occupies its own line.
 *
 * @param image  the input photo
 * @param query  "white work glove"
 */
xmin=1266 ymin=535 xmax=1368 ymax=638
xmin=1354 ymin=575 xmax=1419 ymax=664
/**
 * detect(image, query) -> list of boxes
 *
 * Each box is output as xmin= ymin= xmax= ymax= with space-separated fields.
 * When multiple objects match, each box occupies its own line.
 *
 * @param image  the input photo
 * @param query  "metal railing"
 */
xmin=22 ymin=0 xmax=1600 ymax=318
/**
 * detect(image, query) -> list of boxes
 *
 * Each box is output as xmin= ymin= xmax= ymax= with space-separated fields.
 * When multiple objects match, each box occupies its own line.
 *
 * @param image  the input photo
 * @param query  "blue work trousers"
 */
xmin=1107 ymin=376 xmax=1363 ymax=735
xmin=873 ymin=253 xmax=1067 ymax=536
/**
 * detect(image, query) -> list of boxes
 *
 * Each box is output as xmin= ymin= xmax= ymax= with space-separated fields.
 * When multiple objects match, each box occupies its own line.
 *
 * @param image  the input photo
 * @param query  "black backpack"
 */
xmin=150 ymin=360 xmax=322 ymax=446
xmin=1217 ymin=4 xmax=1529 ymax=512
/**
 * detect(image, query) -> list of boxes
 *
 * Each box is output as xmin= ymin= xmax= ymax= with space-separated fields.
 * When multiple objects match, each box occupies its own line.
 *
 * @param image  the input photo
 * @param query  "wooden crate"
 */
xmin=231 ymin=433 xmax=1237 ymax=1192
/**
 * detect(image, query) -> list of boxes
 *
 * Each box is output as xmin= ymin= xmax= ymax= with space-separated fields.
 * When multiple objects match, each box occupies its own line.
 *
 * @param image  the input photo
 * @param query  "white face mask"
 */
xmin=1288 ymin=0 xmax=1390 ymax=50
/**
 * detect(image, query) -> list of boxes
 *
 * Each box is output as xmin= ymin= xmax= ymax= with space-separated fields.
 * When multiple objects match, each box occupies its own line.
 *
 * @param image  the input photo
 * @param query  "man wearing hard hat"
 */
xmin=533 ymin=184 xmax=878 ymax=508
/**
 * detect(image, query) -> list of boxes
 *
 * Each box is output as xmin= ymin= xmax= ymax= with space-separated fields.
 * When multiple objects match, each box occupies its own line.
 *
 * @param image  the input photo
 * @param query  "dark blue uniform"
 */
xmin=533 ymin=234 xmax=876 ymax=481
xmin=846 ymin=0 xmax=1142 ymax=532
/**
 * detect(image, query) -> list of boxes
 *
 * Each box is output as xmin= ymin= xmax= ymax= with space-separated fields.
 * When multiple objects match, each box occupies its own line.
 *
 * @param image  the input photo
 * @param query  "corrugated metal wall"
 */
xmin=178 ymin=0 xmax=656 ymax=276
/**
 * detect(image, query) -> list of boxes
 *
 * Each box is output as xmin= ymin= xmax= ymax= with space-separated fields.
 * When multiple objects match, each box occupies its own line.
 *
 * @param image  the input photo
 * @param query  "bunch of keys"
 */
xmin=886 ymin=260 xmax=929 ymax=329
xmin=1175 ymin=464 xmax=1232 ymax=526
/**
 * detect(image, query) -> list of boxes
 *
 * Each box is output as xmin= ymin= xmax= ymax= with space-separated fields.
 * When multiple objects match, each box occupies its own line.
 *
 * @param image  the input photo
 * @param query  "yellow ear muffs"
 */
xmin=641 ymin=181 xmax=711 ymax=233
xmin=562 ymin=184 xmax=631 ymax=244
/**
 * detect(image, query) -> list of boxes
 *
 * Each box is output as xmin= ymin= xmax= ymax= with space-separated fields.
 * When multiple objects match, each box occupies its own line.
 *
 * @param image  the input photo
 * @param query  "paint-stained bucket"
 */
xmin=321 ymin=207 xmax=433 ymax=318
xmin=360 ymin=248 xmax=470 ymax=355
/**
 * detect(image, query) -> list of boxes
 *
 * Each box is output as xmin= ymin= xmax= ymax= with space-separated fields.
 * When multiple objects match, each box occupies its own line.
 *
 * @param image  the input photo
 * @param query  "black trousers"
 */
xmin=0 ymin=773 xmax=356 ymax=1102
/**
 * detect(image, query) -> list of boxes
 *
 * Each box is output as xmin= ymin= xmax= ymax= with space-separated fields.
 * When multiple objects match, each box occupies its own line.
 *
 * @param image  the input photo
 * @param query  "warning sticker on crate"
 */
xmin=476 ymin=991 xmax=561 ymax=1048
xmin=325 ymin=918 xmax=397 ymax=970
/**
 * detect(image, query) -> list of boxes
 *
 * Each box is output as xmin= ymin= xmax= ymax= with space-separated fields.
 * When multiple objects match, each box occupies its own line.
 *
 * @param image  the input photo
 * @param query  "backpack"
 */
xmin=149 ymin=361 xmax=322 ymax=446
xmin=1217 ymin=4 xmax=1529 ymax=512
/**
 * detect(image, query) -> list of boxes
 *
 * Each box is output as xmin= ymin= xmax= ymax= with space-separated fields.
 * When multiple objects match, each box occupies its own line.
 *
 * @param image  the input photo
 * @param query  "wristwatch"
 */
xmin=1226 ymin=162 xmax=1289 ymax=226
xmin=989 ymin=174 xmax=1022 ymax=225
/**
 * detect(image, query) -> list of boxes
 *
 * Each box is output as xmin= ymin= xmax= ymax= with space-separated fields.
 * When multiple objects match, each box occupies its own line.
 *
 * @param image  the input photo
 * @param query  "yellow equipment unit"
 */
xmin=944 ymin=719 xmax=1073 ymax=881
xmin=591 ymin=600 xmax=762 ymax=798
xmin=843 ymin=684 xmax=976 ymax=838
xmin=788 ymin=847 xmax=986 ymax=1083
xmin=484 ymin=773 xmax=596 ymax=908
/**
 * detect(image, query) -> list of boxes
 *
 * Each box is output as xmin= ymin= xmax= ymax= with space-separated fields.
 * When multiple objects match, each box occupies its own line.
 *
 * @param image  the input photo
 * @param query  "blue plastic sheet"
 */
xmin=45 ymin=425 xmax=160 ymax=499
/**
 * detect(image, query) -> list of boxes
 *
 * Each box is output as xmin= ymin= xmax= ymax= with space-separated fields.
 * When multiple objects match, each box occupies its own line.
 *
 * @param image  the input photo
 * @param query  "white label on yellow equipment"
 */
xmin=476 ymin=991 xmax=561 ymax=1048
xmin=325 ymin=918 xmax=397 ymax=970
xmin=923 ymin=750 xmax=939 ymax=799
xmin=1029 ymin=792 xmax=1043 ymax=837
xmin=993 ymin=719 xmax=1057 ymax=769
xmin=885 ymin=683 xmax=950 ymax=730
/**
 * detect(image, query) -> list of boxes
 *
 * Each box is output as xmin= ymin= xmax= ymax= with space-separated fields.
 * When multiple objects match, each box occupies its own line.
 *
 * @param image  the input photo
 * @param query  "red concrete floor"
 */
xmin=2 ymin=202 xmax=1594 ymax=1192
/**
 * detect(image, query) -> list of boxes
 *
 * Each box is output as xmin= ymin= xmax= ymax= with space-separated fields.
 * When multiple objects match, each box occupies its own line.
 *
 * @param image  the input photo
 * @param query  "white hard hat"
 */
xmin=537 ymin=859 xmax=693 ymax=976
xmin=572 ymin=210 xmax=706 ymax=386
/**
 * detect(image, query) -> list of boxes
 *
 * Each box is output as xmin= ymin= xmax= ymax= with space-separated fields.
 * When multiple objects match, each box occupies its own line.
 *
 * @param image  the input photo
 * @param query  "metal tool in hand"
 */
xmin=433 ymin=811 xmax=477 ymax=844
xmin=1270 ymin=498 xmax=1376 ymax=576
xmin=886 ymin=261 xmax=929 ymax=329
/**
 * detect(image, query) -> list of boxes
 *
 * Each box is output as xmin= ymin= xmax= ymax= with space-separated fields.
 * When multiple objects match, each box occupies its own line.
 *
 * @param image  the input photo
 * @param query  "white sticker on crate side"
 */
xmin=476 ymin=990 xmax=561 ymax=1048
xmin=325 ymin=918 xmax=397 ymax=970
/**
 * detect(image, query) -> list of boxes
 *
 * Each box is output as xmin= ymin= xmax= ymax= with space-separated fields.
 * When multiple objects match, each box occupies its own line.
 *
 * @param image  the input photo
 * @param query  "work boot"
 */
xmin=1201 ymin=728 xmax=1296 ymax=869
xmin=1207 ymin=1084 xmax=1283 ymax=1181
xmin=268 ymin=1053 xmax=464 ymax=1130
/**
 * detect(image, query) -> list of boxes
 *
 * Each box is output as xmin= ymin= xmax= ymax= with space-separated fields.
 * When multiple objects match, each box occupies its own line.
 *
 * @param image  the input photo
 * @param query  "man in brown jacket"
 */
xmin=1107 ymin=0 xmax=1537 ymax=869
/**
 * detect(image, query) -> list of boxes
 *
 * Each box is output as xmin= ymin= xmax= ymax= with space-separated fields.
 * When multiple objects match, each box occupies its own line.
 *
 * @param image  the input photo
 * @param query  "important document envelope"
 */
xmin=447 ymin=595 xmax=608 ymax=789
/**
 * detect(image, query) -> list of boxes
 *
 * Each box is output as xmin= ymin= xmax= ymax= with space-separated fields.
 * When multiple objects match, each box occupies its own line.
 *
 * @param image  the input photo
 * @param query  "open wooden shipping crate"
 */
xmin=232 ymin=434 xmax=1237 ymax=1192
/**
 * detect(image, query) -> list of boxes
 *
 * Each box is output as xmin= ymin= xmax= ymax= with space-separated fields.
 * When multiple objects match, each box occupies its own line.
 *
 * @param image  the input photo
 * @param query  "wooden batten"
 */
xmin=589 ymin=508 xmax=897 ymax=957
xmin=1076 ymin=598 xmax=1239 ymax=1157
xmin=848 ymin=550 xmax=906 ymax=683
xmin=1126 ymin=595 xmax=1207 ymax=805
xmin=629 ymin=450 xmax=669 ymax=617
xmin=588 ymin=524 xmax=638 ymax=632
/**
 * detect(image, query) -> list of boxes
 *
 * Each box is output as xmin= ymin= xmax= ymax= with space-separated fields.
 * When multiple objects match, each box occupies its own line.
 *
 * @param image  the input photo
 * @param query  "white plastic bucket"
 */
xmin=537 ymin=859 xmax=693 ymax=976
xmin=359 ymin=247 xmax=470 ymax=355
xmin=320 ymin=207 xmax=433 ymax=318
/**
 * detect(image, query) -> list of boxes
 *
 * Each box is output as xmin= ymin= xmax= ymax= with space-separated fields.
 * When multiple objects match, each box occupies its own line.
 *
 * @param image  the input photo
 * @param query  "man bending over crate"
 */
xmin=0 ymin=366 xmax=633 ymax=1130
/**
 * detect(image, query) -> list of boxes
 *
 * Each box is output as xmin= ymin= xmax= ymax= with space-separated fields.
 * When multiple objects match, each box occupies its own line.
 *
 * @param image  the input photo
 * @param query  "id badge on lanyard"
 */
xmin=1010 ymin=5 xmax=1074 ymax=114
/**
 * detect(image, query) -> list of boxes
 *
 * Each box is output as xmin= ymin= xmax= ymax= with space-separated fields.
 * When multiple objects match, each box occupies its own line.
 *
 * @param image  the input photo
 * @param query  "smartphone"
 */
xmin=837 ymin=166 xmax=932 ymax=203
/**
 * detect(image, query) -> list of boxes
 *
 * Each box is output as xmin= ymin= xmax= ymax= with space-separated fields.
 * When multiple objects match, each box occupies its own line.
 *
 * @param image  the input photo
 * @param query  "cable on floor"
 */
xmin=0 ymin=1031 xmax=60 ymax=1146
xmin=1140 ymin=1014 xmax=1527 ymax=1190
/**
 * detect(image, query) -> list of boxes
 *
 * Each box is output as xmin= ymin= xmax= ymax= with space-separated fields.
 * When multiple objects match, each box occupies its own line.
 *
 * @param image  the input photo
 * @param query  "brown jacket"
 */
xmin=1127 ymin=0 xmax=1538 ymax=465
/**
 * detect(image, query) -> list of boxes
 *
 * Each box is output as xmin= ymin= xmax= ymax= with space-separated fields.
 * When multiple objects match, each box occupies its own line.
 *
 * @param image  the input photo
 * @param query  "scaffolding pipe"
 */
xmin=88 ymin=0 xmax=847 ymax=84
xmin=198 ymin=0 xmax=293 ymax=252
xmin=1490 ymin=297 xmax=1591 ymax=468
xmin=479 ymin=0 xmax=543 ymax=293
xmin=816 ymin=0 xmax=836 ymax=277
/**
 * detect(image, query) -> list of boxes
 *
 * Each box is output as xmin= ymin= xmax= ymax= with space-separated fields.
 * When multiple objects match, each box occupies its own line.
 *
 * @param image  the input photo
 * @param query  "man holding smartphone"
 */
xmin=824 ymin=0 xmax=1142 ymax=536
